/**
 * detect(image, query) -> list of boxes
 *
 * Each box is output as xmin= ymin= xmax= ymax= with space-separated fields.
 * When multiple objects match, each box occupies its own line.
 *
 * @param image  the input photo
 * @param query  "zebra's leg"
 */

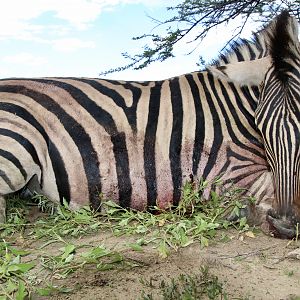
xmin=0 ymin=195 xmax=6 ymax=223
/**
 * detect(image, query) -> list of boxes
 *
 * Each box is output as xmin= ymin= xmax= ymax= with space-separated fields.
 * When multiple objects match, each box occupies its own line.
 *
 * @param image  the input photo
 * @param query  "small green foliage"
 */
xmin=101 ymin=177 xmax=252 ymax=256
xmin=81 ymin=245 xmax=125 ymax=270
xmin=0 ymin=196 xmax=29 ymax=237
xmin=31 ymin=202 xmax=102 ymax=241
xmin=0 ymin=241 xmax=34 ymax=299
xmin=41 ymin=243 xmax=77 ymax=278
xmin=0 ymin=176 xmax=253 ymax=298
xmin=140 ymin=266 xmax=227 ymax=300
xmin=0 ymin=199 xmax=132 ymax=299
xmin=37 ymin=285 xmax=73 ymax=297
xmin=128 ymin=242 xmax=144 ymax=252
xmin=41 ymin=243 xmax=127 ymax=278
xmin=32 ymin=193 xmax=56 ymax=214
xmin=284 ymin=269 xmax=294 ymax=277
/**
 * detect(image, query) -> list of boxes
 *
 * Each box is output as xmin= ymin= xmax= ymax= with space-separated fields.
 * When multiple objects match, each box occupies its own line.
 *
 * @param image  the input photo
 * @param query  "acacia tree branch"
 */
xmin=100 ymin=0 xmax=300 ymax=76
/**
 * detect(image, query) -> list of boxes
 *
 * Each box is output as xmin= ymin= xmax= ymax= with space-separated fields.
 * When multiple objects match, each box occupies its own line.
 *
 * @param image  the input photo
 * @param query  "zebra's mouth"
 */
xmin=266 ymin=211 xmax=297 ymax=239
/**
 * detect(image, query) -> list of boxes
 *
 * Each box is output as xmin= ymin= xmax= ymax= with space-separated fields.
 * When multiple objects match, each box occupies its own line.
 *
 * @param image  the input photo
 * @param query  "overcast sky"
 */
xmin=0 ymin=0 xmax=261 ymax=81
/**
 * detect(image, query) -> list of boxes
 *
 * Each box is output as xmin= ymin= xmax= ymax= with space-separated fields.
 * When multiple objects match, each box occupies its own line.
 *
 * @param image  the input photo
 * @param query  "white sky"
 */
xmin=0 ymin=0 xmax=262 ymax=81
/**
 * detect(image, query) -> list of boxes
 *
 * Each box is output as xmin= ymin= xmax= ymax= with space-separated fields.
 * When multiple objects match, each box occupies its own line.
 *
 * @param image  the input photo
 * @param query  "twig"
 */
xmin=218 ymin=244 xmax=281 ymax=259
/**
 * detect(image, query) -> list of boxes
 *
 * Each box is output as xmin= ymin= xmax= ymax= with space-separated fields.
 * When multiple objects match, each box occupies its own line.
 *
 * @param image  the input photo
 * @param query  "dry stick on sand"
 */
xmin=218 ymin=244 xmax=283 ymax=259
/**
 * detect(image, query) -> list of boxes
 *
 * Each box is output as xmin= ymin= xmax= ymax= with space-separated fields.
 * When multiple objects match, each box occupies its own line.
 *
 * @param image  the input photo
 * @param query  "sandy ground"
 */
xmin=23 ymin=228 xmax=300 ymax=300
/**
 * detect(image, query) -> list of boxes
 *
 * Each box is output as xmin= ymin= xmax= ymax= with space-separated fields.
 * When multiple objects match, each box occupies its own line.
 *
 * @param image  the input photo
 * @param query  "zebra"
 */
xmin=0 ymin=11 xmax=298 ymax=237
xmin=209 ymin=11 xmax=300 ymax=238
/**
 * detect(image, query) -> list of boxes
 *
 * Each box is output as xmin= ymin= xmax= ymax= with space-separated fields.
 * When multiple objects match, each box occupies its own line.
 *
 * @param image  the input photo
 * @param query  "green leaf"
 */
xmin=210 ymin=191 xmax=218 ymax=203
xmin=64 ymin=253 xmax=74 ymax=263
xmin=7 ymin=262 xmax=35 ymax=274
xmin=60 ymin=244 xmax=76 ymax=260
xmin=128 ymin=243 xmax=144 ymax=252
xmin=232 ymin=206 xmax=240 ymax=217
xmin=135 ymin=225 xmax=147 ymax=233
xmin=37 ymin=287 xmax=53 ymax=296
xmin=135 ymin=238 xmax=146 ymax=246
xmin=37 ymin=285 xmax=73 ymax=296
xmin=239 ymin=217 xmax=247 ymax=228
xmin=200 ymin=236 xmax=209 ymax=247
xmin=11 ymin=255 xmax=21 ymax=264
xmin=119 ymin=218 xmax=129 ymax=226
xmin=158 ymin=242 xmax=169 ymax=259
xmin=181 ymin=239 xmax=194 ymax=248
xmin=6 ymin=279 xmax=18 ymax=293
xmin=62 ymin=198 xmax=69 ymax=208
xmin=9 ymin=248 xmax=31 ymax=257
xmin=90 ymin=222 xmax=101 ymax=229
xmin=15 ymin=281 xmax=27 ymax=300
xmin=81 ymin=246 xmax=109 ymax=260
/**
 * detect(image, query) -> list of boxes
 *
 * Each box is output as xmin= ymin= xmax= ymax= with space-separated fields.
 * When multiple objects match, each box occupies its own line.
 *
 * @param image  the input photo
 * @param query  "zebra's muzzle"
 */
xmin=266 ymin=210 xmax=298 ymax=239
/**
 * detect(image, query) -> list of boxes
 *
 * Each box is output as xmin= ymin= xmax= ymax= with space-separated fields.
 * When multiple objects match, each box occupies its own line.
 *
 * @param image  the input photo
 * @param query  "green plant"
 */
xmin=31 ymin=193 xmax=56 ymax=215
xmin=140 ymin=266 xmax=227 ymax=300
xmin=101 ymin=178 xmax=252 ymax=256
xmin=284 ymin=269 xmax=294 ymax=277
xmin=0 ymin=196 xmax=30 ymax=238
xmin=0 ymin=240 xmax=35 ymax=299
xmin=30 ymin=201 xmax=103 ymax=242
xmin=36 ymin=284 xmax=73 ymax=297
xmin=41 ymin=243 xmax=130 ymax=279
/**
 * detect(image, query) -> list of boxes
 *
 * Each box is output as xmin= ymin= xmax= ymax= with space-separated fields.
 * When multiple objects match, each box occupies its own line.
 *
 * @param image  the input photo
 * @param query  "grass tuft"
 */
xmin=140 ymin=266 xmax=227 ymax=300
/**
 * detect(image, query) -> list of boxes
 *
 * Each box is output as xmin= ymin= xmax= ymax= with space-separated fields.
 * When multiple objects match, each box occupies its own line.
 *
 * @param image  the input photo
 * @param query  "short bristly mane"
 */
xmin=210 ymin=20 xmax=275 ymax=67
xmin=205 ymin=26 xmax=273 ymax=86
xmin=205 ymin=14 xmax=296 ymax=87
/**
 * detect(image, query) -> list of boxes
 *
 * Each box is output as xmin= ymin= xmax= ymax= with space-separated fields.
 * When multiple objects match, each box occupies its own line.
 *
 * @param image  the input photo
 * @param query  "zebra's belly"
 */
xmin=110 ymin=141 xmax=275 ymax=210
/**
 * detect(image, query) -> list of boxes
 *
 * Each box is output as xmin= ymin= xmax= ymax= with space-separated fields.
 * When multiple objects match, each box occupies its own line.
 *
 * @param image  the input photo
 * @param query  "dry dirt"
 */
xmin=24 ymin=229 xmax=300 ymax=300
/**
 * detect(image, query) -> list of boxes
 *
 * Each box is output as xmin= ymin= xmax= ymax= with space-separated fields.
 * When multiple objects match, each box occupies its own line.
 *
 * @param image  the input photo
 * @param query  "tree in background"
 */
xmin=101 ymin=0 xmax=300 ymax=75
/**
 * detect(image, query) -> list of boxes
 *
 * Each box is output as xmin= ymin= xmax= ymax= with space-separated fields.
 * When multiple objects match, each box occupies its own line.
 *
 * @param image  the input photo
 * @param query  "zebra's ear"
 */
xmin=207 ymin=56 xmax=271 ymax=86
xmin=268 ymin=11 xmax=300 ymax=82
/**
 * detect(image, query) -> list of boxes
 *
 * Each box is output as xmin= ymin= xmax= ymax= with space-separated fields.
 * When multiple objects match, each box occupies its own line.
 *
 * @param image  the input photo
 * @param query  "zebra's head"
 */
xmin=208 ymin=11 xmax=300 ymax=238
xmin=256 ymin=11 xmax=300 ymax=238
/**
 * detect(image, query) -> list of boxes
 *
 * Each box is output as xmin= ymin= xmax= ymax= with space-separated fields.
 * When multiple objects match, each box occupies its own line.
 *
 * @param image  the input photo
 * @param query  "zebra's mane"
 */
xmin=210 ymin=22 xmax=273 ymax=67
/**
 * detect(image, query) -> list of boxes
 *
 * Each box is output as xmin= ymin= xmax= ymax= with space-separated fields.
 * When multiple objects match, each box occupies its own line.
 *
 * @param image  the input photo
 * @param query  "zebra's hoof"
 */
xmin=266 ymin=213 xmax=297 ymax=239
